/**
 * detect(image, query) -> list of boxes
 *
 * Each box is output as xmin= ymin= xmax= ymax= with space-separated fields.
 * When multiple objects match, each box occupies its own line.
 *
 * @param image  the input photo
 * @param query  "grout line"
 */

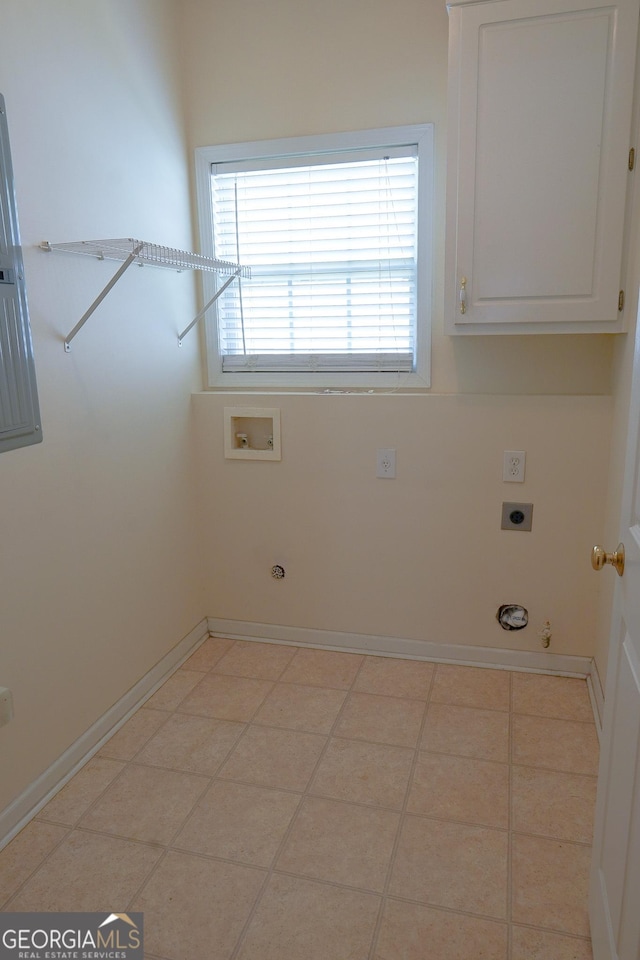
xmin=125 ymin=845 xmax=174 ymax=916
xmin=97 ymin=708 xmax=174 ymax=764
xmin=114 ymin=646 xmax=251 ymax=916
xmin=32 ymin=754 xmax=139 ymax=835
xmin=510 ymin=761 xmax=599 ymax=780
xmin=509 ymin=919 xmax=594 ymax=941
xmin=512 ymin=709 xmax=599 ymax=725
xmin=366 ymin=661 xmax=437 ymax=960
xmin=227 ymin=650 xmax=374 ymax=960
xmin=258 ymin=867 xmax=385 ymax=899
xmin=0 ymin=822 xmax=74 ymax=911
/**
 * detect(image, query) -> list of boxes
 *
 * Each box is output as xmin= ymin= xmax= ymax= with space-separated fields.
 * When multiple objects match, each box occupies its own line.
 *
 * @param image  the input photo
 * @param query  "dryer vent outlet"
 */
xmin=501 ymin=502 xmax=533 ymax=531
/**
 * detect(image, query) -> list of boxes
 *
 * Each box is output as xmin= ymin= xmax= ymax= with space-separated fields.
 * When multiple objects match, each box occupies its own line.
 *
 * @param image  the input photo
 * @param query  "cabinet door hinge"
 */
xmin=619 ymin=290 xmax=625 ymax=311
xmin=630 ymin=147 xmax=635 ymax=171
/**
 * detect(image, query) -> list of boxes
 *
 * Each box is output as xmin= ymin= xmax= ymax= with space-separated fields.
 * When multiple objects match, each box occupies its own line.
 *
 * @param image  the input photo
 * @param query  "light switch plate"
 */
xmin=376 ymin=448 xmax=396 ymax=478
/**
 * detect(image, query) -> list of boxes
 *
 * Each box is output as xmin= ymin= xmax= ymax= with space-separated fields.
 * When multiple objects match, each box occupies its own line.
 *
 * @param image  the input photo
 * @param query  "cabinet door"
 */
xmin=445 ymin=0 xmax=639 ymax=333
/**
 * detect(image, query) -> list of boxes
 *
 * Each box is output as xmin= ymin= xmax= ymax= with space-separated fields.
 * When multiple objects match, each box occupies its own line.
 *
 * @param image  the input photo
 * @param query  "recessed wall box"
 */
xmin=224 ymin=407 xmax=281 ymax=460
xmin=501 ymin=502 xmax=533 ymax=531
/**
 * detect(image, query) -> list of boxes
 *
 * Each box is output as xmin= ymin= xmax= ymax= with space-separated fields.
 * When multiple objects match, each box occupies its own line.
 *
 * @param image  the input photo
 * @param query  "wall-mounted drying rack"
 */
xmin=40 ymin=238 xmax=250 ymax=351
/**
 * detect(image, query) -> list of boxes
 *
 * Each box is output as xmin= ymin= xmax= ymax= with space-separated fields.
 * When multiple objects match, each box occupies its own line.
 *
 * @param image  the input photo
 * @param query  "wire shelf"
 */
xmin=41 ymin=237 xmax=249 ymax=350
xmin=41 ymin=237 xmax=250 ymax=278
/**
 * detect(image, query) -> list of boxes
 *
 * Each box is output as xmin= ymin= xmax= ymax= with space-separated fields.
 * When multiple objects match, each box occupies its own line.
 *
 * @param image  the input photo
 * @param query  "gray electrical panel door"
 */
xmin=0 ymin=94 xmax=42 ymax=453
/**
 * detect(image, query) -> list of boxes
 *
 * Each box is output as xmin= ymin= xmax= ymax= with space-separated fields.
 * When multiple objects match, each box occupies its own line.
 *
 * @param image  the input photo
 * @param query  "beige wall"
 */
xmin=0 ymin=0 xmax=625 ymax=832
xmin=194 ymin=393 xmax=611 ymax=655
xmin=0 ymin=1 xmax=205 ymax=815
xmin=182 ymin=0 xmax=615 ymax=657
xmin=179 ymin=0 xmax=615 ymax=397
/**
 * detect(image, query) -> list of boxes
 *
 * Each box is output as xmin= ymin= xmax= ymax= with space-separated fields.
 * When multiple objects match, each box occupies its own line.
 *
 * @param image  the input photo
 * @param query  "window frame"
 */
xmin=195 ymin=125 xmax=433 ymax=390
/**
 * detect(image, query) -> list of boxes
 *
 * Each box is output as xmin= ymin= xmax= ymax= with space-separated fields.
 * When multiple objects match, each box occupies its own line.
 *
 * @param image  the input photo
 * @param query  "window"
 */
xmin=195 ymin=126 xmax=433 ymax=389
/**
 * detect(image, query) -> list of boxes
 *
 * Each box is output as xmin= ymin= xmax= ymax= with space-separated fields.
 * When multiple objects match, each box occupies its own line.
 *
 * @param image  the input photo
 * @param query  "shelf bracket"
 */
xmin=61 ymin=242 xmax=145 ymax=351
xmin=177 ymin=269 xmax=241 ymax=346
xmin=41 ymin=238 xmax=248 ymax=351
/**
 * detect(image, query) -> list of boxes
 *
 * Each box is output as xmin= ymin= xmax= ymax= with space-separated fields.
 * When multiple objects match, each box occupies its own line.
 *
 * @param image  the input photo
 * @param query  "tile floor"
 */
xmin=0 ymin=638 xmax=600 ymax=960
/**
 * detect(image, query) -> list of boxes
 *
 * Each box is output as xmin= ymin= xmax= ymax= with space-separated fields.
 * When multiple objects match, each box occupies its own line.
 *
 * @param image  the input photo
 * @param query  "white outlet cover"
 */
xmin=503 ymin=450 xmax=526 ymax=482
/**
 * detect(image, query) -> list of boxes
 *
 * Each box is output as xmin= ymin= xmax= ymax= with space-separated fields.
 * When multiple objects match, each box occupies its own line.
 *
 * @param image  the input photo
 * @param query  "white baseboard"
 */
xmin=207 ymin=617 xmax=594 ymax=678
xmin=0 ymin=618 xmax=209 ymax=853
xmin=0 ymin=614 xmax=600 ymax=853
xmin=587 ymin=657 xmax=605 ymax=736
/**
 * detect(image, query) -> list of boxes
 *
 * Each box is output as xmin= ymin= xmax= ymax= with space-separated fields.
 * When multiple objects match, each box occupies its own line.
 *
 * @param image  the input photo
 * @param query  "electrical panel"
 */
xmin=0 ymin=94 xmax=42 ymax=453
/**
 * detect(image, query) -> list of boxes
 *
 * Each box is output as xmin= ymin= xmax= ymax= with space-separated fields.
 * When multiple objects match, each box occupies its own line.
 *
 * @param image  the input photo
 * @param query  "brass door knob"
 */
xmin=592 ymin=543 xmax=625 ymax=577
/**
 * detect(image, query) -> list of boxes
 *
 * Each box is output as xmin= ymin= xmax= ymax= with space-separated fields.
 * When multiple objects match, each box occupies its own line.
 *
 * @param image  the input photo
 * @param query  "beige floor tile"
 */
xmin=374 ymin=899 xmax=508 ymax=960
xmin=420 ymin=703 xmax=510 ymax=762
xmin=389 ymin=816 xmax=508 ymax=919
xmin=7 ymin=830 xmax=162 ymax=911
xmin=334 ymin=692 xmax=426 ymax=747
xmin=146 ymin=668 xmax=207 ymax=711
xmin=253 ymin=682 xmax=347 ymax=734
xmin=183 ymin=636 xmax=235 ymax=671
xmin=237 ymin=873 xmax=380 ymax=960
xmin=512 ymin=834 xmax=592 ymax=936
xmin=99 ymin=707 xmax=169 ymax=761
xmin=134 ymin=849 xmax=265 ymax=960
xmin=136 ymin=713 xmax=244 ymax=775
xmin=513 ymin=673 xmax=594 ymax=722
xmin=512 ymin=926 xmax=593 ymax=959
xmin=354 ymin=656 xmax=435 ymax=699
xmin=408 ymin=753 xmax=509 ymax=828
xmin=280 ymin=648 xmax=363 ymax=688
xmin=310 ymin=737 xmax=414 ymax=809
xmin=79 ymin=763 xmax=208 ymax=844
xmin=37 ymin=757 xmax=125 ymax=826
xmin=0 ymin=821 xmax=68 ymax=906
xmin=174 ymin=780 xmax=301 ymax=866
xmin=213 ymin=640 xmax=298 ymax=680
xmin=513 ymin=715 xmax=599 ymax=775
xmin=512 ymin=766 xmax=597 ymax=842
xmin=219 ymin=725 xmax=327 ymax=791
xmin=431 ymin=664 xmax=511 ymax=711
xmin=276 ymin=796 xmax=399 ymax=891
xmin=177 ymin=673 xmax=273 ymax=722
xmin=4 ymin=656 xmax=600 ymax=957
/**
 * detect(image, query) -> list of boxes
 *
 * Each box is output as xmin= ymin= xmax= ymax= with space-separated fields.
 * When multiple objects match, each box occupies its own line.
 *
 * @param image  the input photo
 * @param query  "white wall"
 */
xmin=181 ymin=0 xmax=615 ymax=660
xmin=0 ymin=1 xmax=205 ymax=816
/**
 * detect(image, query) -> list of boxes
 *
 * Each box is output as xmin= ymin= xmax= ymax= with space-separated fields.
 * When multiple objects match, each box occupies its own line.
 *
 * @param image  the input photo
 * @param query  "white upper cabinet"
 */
xmin=445 ymin=0 xmax=640 ymax=333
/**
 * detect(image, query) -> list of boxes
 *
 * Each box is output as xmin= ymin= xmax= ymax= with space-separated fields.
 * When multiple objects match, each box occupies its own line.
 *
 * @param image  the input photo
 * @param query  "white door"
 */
xmin=589 ymin=319 xmax=640 ymax=959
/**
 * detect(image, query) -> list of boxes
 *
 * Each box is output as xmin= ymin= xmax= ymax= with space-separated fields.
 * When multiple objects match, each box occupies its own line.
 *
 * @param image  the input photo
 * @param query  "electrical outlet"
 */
xmin=501 ymin=502 xmax=533 ymax=531
xmin=503 ymin=450 xmax=526 ymax=482
xmin=376 ymin=448 xmax=396 ymax=479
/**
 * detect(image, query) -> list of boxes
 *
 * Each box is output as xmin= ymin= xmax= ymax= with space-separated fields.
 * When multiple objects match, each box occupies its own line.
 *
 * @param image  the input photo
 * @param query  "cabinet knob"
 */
xmin=459 ymin=277 xmax=467 ymax=315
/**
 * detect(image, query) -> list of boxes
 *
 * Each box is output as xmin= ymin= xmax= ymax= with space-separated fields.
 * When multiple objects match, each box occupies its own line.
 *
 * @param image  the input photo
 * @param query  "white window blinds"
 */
xmin=210 ymin=146 xmax=418 ymax=373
